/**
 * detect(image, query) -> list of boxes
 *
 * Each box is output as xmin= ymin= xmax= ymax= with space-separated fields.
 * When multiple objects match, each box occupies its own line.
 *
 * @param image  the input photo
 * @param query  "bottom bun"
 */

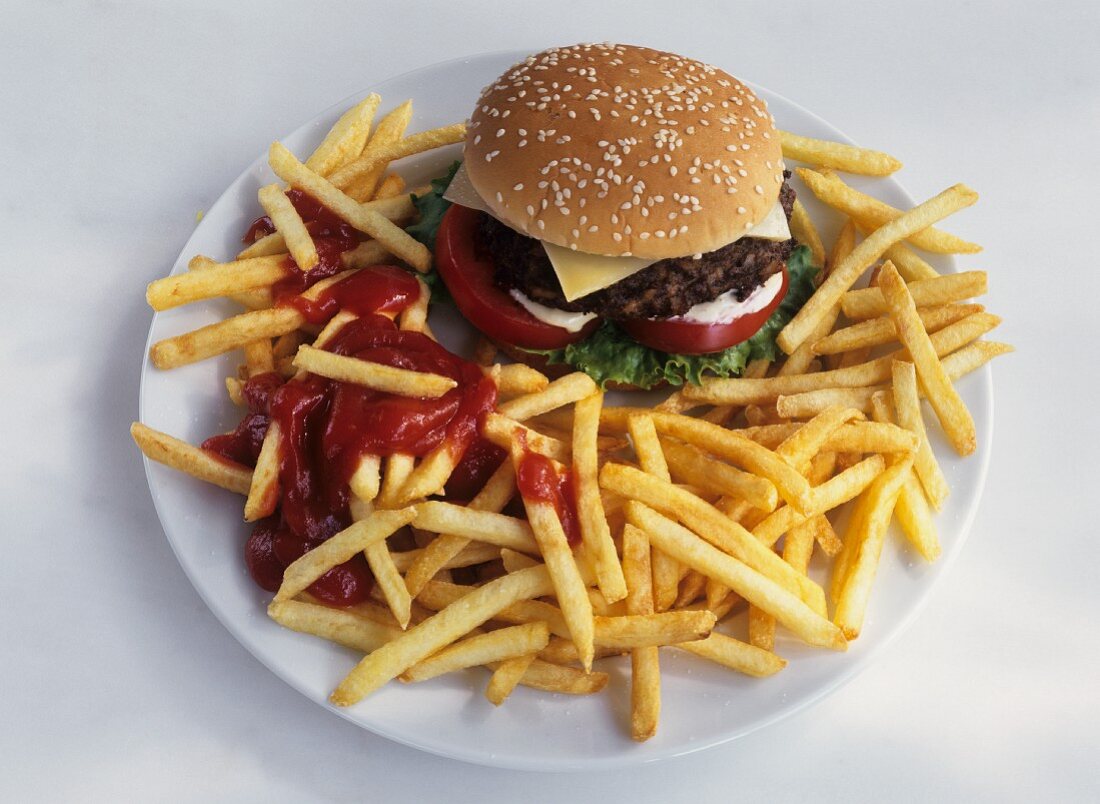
xmin=490 ymin=339 xmax=662 ymax=392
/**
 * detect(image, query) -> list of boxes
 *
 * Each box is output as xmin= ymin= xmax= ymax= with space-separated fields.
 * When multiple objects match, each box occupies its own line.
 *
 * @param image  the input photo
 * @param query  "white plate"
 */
xmin=139 ymin=50 xmax=992 ymax=771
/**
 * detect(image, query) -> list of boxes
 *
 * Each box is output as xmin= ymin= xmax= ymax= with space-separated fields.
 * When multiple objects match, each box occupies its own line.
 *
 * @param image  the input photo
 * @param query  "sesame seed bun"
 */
xmin=464 ymin=43 xmax=785 ymax=261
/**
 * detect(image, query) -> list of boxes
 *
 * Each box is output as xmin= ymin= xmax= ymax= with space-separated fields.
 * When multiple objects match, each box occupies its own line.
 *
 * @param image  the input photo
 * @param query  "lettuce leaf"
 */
xmin=406 ymin=161 xmax=460 ymax=302
xmin=522 ymin=245 xmax=819 ymax=389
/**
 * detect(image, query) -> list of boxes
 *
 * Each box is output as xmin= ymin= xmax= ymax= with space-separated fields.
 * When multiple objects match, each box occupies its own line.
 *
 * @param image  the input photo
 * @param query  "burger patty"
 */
xmin=478 ymin=174 xmax=797 ymax=320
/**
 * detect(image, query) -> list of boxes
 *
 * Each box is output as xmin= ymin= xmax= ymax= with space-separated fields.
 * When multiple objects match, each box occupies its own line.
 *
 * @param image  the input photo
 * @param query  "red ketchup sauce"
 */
xmin=202 ymin=259 xmax=498 ymax=606
xmin=514 ymin=436 xmax=582 ymax=547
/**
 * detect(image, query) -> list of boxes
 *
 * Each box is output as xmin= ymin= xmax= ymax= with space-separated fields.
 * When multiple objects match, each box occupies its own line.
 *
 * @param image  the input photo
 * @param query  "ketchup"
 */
xmin=203 ymin=263 xmax=498 ymax=606
xmin=515 ymin=437 xmax=582 ymax=546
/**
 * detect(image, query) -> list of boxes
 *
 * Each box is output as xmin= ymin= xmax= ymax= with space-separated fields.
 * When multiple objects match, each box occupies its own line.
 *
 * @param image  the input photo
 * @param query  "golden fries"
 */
xmin=328 ymin=123 xmax=466 ymax=189
xmin=573 ymin=393 xmax=628 ymax=603
xmin=258 ymin=183 xmax=318 ymax=270
xmin=402 ymin=623 xmax=551 ymax=682
xmin=790 ymin=199 xmax=825 ymax=267
xmin=146 ymin=255 xmax=288 ymax=311
xmin=797 ymin=168 xmax=982 ymax=254
xmin=331 ymin=565 xmax=555 ymax=705
xmin=879 ymin=263 xmax=976 ymax=455
xmin=777 ymin=184 xmax=979 ymax=353
xmin=293 ymin=345 xmax=456 ymax=398
xmin=268 ymin=142 xmax=431 ymax=272
xmin=842 ymin=271 xmax=988 ymax=319
xmin=779 ymin=130 xmax=902 ymax=175
xmin=131 ymin=422 xmax=252 ymax=494
xmin=305 ymin=93 xmax=381 ymax=177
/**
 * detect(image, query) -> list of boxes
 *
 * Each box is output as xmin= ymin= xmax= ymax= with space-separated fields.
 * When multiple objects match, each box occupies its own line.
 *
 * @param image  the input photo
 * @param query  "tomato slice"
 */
xmin=619 ymin=266 xmax=789 ymax=355
xmin=434 ymin=204 xmax=600 ymax=350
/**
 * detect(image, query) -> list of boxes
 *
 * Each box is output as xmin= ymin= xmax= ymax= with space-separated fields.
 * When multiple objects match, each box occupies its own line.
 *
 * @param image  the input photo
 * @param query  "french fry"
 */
xmin=831 ymin=456 xmax=913 ymax=639
xmin=826 ymin=217 xmax=857 ymax=281
xmin=482 ymin=412 xmax=570 ymax=462
xmin=775 ymin=406 xmax=865 ymax=470
xmin=601 ymin=410 xmax=815 ymax=513
xmin=491 ymin=363 xmax=550 ymax=396
xmin=674 ymin=570 xmax=709 ymax=608
xmin=130 ymin=422 xmax=251 ymax=494
xmin=777 ymin=301 xmax=841 ymax=378
xmin=238 ymin=231 xmax=289 ymax=260
xmin=485 ymin=654 xmax=537 ymax=705
xmin=683 ymin=310 xmax=1000 ymax=406
xmin=402 ymin=622 xmax=551 ymax=682
xmin=243 ymin=338 xmax=275 ymax=377
xmin=627 ymin=413 xmax=679 ymax=611
xmin=594 ymin=610 xmax=715 ymax=650
xmin=891 ymin=359 xmax=949 ymax=508
xmin=625 ymin=501 xmax=845 ymax=650
xmin=146 ymin=255 xmax=289 ymax=311
xmin=512 ymin=441 xmax=595 ymax=672
xmin=790 ymin=199 xmax=825 ymax=267
xmin=395 ymin=443 xmax=459 ymax=506
xmin=391 ymin=542 xmax=501 ymax=574
xmin=776 ymin=387 xmax=878 ymax=417
xmin=748 ymin=605 xmax=776 ymax=652
xmin=870 ymin=391 xmax=941 ymax=561
xmin=574 ymin=393 xmax=628 ymax=603
xmin=275 ymin=508 xmax=416 ymax=602
xmin=881 ymin=240 xmax=940 ymax=282
xmin=151 ymin=306 xmax=303 ymax=370
xmin=841 ymin=271 xmax=988 ymax=320
xmin=777 ymin=183 xmax=979 ymax=353
xmin=412 ymin=502 xmax=539 ymax=555
xmin=416 ymin=580 xmax=571 ymax=639
xmin=497 ymin=372 xmax=598 ymax=422
xmin=812 ymin=304 xmax=984 ymax=356
xmin=345 ymin=100 xmax=414 ymax=201
xmin=331 ymin=564 xmax=555 ymax=705
xmin=505 ymin=658 xmax=608 ymax=695
xmin=779 ymin=130 xmax=902 ymax=176
xmin=244 ymin=420 xmax=282 ymax=521
xmin=880 ymin=263 xmax=976 ymax=455
xmin=740 ymin=421 xmax=917 ymax=454
xmin=258 ymin=183 xmax=318 ymax=271
xmin=267 ymin=599 xmax=401 ymax=654
xmin=659 ymin=437 xmax=778 ymax=512
xmin=472 ymin=337 xmax=499 ymax=367
xmin=751 ymin=455 xmax=885 ymax=547
xmin=349 ymin=454 xmax=382 ymax=503
xmin=678 ymin=632 xmax=787 ymax=677
xmin=622 ymin=524 xmax=660 ymax=741
xmin=797 ymin=168 xmax=981 ymax=254
xmin=397 ymin=277 xmax=431 ymax=335
xmin=292 ymin=345 xmax=457 ymax=398
xmin=268 ymin=142 xmax=432 ymax=272
xmin=305 ymin=93 xmax=381 ymax=177
xmin=329 ymin=123 xmax=467 ymax=189
xmin=372 ymin=173 xmax=406 ymax=201
xmin=404 ymin=462 xmax=515 ymax=597
xmin=601 ymin=464 xmax=824 ymax=610
xmin=348 ymin=498 xmax=414 ymax=629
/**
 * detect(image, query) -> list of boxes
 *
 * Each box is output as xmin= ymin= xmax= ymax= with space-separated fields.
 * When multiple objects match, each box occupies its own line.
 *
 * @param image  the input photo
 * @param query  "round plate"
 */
xmin=139 ymin=50 xmax=992 ymax=771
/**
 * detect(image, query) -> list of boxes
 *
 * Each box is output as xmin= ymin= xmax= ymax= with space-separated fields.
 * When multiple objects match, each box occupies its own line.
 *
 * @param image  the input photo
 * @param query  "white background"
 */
xmin=3 ymin=1 xmax=1097 ymax=801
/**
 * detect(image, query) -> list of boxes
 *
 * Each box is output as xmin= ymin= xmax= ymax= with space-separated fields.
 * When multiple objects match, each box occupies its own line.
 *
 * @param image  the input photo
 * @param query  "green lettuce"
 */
xmin=523 ymin=245 xmax=819 ymax=389
xmin=405 ymin=161 xmax=460 ymax=302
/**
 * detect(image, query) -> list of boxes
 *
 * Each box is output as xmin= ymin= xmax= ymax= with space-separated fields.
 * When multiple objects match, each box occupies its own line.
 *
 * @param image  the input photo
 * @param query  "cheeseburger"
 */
xmin=428 ymin=43 xmax=816 ymax=389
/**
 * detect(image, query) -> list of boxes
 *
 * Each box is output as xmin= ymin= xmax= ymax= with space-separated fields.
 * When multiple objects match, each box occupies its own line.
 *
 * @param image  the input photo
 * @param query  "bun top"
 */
xmin=464 ymin=43 xmax=784 ymax=260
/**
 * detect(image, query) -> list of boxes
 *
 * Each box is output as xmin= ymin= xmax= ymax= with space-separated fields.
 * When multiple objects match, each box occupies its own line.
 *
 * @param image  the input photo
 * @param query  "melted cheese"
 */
xmin=443 ymin=161 xmax=792 ymax=303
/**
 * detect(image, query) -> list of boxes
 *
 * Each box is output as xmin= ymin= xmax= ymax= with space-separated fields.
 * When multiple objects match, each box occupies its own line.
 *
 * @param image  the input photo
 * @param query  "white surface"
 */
xmin=3 ymin=0 xmax=1097 ymax=799
xmin=140 ymin=57 xmax=989 ymax=769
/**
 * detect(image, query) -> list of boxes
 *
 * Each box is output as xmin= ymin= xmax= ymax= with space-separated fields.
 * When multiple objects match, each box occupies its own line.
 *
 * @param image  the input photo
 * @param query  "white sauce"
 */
xmin=672 ymin=270 xmax=786 ymax=325
xmin=509 ymin=288 xmax=599 ymax=333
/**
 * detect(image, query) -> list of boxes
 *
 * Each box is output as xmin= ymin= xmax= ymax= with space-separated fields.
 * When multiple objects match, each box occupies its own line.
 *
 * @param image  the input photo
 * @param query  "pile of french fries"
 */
xmin=132 ymin=94 xmax=1011 ymax=742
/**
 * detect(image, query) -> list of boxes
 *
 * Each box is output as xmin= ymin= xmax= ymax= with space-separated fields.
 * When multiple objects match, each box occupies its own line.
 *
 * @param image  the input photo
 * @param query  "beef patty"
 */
xmin=478 ymin=174 xmax=797 ymax=320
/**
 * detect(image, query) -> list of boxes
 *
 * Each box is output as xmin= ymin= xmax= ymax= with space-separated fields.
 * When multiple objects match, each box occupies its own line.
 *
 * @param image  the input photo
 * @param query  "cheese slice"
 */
xmin=542 ymin=244 xmax=659 ymax=302
xmin=444 ymin=161 xmax=792 ymax=302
